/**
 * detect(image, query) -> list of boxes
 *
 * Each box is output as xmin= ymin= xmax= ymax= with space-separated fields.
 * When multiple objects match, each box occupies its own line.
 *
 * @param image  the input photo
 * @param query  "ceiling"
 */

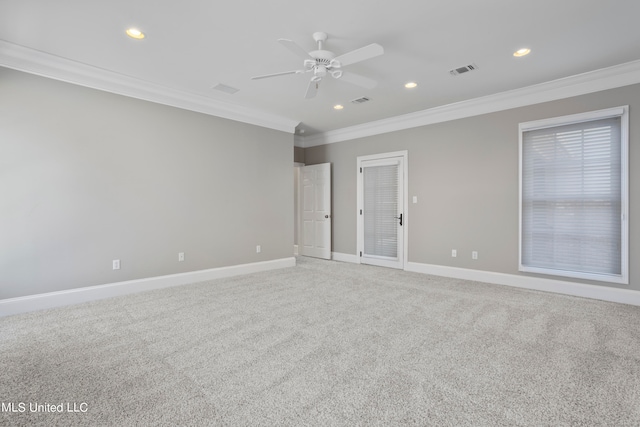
xmin=2 ymin=0 xmax=640 ymax=140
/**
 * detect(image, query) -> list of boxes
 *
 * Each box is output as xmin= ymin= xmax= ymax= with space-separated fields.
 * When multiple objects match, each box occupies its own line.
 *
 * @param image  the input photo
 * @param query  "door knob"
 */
xmin=394 ymin=213 xmax=403 ymax=226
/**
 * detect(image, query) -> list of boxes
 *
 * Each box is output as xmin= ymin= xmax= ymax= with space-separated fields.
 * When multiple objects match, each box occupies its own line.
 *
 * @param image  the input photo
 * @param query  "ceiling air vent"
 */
xmin=351 ymin=96 xmax=371 ymax=104
xmin=449 ymin=63 xmax=478 ymax=76
xmin=212 ymin=83 xmax=239 ymax=94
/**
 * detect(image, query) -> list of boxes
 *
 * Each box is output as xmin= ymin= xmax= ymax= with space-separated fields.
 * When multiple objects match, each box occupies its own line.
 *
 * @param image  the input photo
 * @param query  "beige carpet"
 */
xmin=2 ymin=257 xmax=640 ymax=426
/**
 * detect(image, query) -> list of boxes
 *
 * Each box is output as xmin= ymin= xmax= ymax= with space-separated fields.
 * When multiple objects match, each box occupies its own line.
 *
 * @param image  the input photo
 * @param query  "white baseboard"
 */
xmin=405 ymin=262 xmax=640 ymax=306
xmin=293 ymin=245 xmax=299 ymax=256
xmin=332 ymin=252 xmax=360 ymax=264
xmin=0 ymin=257 xmax=296 ymax=317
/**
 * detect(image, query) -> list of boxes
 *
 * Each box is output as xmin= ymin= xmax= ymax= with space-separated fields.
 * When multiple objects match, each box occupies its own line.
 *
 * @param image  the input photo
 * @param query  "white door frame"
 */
xmin=357 ymin=151 xmax=408 ymax=269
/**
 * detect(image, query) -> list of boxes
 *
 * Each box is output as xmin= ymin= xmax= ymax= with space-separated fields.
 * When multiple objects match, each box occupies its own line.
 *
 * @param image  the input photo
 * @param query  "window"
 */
xmin=519 ymin=107 xmax=628 ymax=284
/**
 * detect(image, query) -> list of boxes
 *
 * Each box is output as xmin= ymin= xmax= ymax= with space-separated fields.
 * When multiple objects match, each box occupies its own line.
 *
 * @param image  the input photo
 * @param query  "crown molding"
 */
xmin=300 ymin=59 xmax=640 ymax=148
xmin=5 ymin=38 xmax=638 ymax=145
xmin=293 ymin=134 xmax=306 ymax=148
xmin=0 ymin=40 xmax=299 ymax=134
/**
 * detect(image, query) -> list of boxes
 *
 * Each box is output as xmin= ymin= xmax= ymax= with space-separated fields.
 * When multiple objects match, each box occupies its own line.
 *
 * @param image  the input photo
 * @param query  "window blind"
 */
xmin=363 ymin=164 xmax=398 ymax=258
xmin=521 ymin=116 xmax=622 ymax=276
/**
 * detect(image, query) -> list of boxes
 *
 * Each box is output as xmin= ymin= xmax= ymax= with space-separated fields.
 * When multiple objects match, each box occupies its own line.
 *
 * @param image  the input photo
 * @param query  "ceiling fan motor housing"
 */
xmin=310 ymin=50 xmax=335 ymax=63
xmin=308 ymin=50 xmax=340 ymax=81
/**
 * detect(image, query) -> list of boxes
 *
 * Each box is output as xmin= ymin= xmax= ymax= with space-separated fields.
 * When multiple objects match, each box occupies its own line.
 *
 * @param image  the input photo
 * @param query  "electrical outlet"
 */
xmin=472 ymin=251 xmax=478 ymax=260
xmin=112 ymin=259 xmax=120 ymax=270
xmin=178 ymin=252 xmax=185 ymax=262
xmin=256 ymin=245 xmax=261 ymax=253
xmin=451 ymin=249 xmax=457 ymax=258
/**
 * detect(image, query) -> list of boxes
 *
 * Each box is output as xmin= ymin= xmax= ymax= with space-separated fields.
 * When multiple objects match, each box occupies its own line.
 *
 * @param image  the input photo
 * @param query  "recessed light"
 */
xmin=404 ymin=82 xmax=418 ymax=89
xmin=513 ymin=48 xmax=531 ymax=57
xmin=333 ymin=104 xmax=344 ymax=110
xmin=126 ymin=28 xmax=145 ymax=39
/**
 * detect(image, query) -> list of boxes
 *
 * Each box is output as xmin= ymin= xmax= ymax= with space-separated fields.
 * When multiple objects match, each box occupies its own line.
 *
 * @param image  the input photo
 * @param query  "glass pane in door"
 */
xmin=363 ymin=164 xmax=398 ymax=258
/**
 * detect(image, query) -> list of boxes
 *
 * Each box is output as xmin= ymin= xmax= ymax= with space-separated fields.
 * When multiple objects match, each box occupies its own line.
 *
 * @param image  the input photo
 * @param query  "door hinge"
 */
xmin=360 ymin=167 xmax=362 ymax=173
xmin=360 ymin=251 xmax=362 ymax=257
xmin=360 ymin=209 xmax=362 ymax=215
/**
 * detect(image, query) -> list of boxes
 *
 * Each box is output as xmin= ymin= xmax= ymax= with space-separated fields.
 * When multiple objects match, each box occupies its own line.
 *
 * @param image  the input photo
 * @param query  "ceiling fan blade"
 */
xmin=251 ymin=70 xmax=302 ymax=80
xmin=333 ymin=43 xmax=384 ymax=67
xmin=278 ymin=39 xmax=313 ymax=59
xmin=338 ymin=71 xmax=378 ymax=89
xmin=304 ymin=79 xmax=318 ymax=99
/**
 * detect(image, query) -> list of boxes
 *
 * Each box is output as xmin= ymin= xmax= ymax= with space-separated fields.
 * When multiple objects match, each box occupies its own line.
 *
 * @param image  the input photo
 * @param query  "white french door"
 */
xmin=301 ymin=163 xmax=331 ymax=260
xmin=357 ymin=152 xmax=407 ymax=269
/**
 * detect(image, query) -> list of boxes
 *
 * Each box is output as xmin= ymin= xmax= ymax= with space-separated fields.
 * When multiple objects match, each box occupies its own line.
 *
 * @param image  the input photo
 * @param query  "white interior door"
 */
xmin=301 ymin=163 xmax=331 ymax=259
xmin=358 ymin=153 xmax=406 ymax=269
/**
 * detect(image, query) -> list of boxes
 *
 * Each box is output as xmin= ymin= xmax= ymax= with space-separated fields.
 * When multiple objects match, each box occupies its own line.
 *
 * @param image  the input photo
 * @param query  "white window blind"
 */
xmin=521 ymin=114 xmax=624 ymax=281
xmin=363 ymin=164 xmax=398 ymax=258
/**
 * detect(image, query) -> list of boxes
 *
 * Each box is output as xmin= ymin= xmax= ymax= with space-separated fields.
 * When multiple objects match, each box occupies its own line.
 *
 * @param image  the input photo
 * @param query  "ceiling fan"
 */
xmin=251 ymin=32 xmax=384 ymax=99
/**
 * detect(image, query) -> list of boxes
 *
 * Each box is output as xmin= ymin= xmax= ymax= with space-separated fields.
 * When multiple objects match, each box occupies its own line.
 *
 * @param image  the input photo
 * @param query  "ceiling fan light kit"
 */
xmin=251 ymin=31 xmax=384 ymax=99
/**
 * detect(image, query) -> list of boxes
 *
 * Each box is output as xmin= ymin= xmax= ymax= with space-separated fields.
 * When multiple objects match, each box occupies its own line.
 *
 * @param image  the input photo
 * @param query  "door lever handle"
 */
xmin=394 ymin=213 xmax=403 ymax=226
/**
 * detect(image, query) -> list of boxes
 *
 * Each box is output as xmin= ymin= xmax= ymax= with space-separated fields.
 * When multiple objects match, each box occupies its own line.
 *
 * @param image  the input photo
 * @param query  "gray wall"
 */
xmin=294 ymin=146 xmax=305 ymax=164
xmin=0 ymin=67 xmax=294 ymax=299
xmin=305 ymin=84 xmax=639 ymax=291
